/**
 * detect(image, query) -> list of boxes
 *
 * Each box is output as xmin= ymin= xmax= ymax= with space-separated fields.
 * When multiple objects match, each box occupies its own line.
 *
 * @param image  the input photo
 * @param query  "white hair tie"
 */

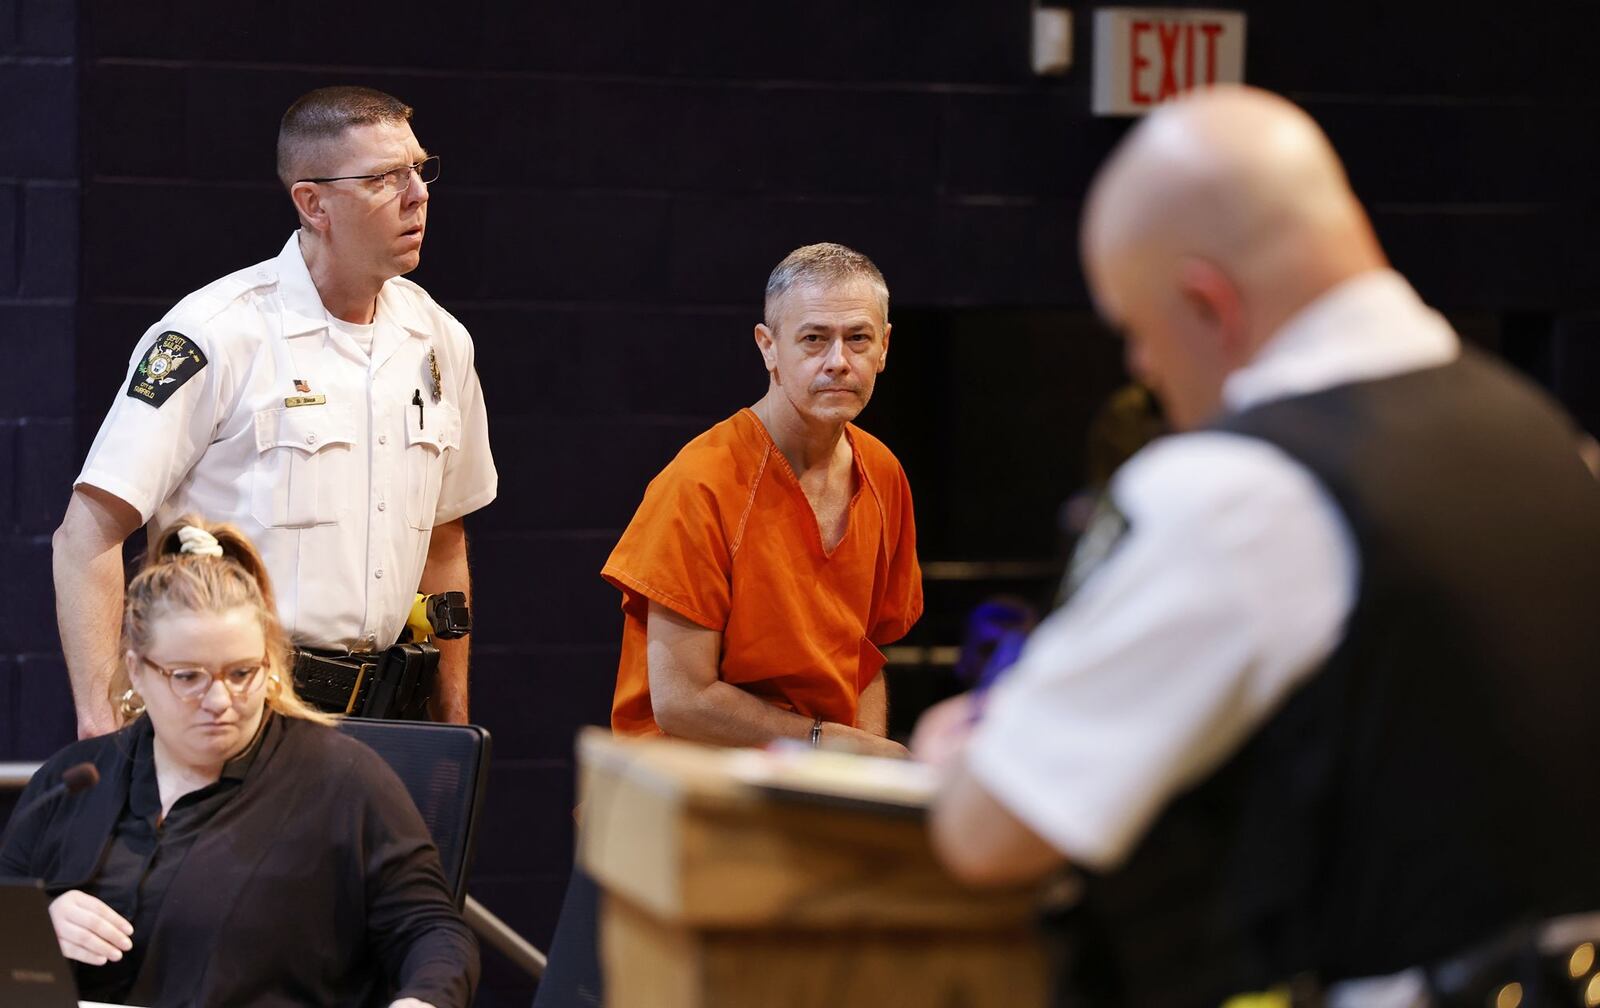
xmin=177 ymin=525 xmax=224 ymax=558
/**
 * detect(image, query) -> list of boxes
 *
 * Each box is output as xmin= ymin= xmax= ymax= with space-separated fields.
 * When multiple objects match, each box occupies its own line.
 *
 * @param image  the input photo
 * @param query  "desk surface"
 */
xmin=82 ymin=1001 xmax=136 ymax=1007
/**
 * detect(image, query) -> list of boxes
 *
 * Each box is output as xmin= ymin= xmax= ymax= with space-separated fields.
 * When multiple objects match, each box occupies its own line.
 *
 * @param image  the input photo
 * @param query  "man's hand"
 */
xmin=818 ymin=723 xmax=910 ymax=759
xmin=909 ymin=691 xmax=982 ymax=770
xmin=49 ymin=889 xmax=133 ymax=965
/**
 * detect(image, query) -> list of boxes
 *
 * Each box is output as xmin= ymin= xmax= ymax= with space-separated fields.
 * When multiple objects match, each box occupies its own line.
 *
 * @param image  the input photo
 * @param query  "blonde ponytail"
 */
xmin=111 ymin=515 xmax=334 ymax=726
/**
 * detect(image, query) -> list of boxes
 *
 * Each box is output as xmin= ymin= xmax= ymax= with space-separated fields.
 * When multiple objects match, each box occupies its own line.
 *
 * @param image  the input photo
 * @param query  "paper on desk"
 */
xmin=723 ymin=746 xmax=940 ymax=813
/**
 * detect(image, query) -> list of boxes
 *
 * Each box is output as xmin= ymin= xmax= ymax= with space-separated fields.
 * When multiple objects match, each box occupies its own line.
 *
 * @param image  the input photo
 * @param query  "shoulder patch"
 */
xmin=126 ymin=331 xmax=208 ymax=408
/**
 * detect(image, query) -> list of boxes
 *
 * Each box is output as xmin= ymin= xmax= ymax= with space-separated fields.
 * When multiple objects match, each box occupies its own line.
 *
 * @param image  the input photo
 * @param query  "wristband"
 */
xmin=809 ymin=718 xmax=824 ymax=748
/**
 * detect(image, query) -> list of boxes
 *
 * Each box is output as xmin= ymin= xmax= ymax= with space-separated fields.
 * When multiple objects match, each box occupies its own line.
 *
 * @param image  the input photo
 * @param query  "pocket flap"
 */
xmin=405 ymin=400 xmax=460 ymax=453
xmin=254 ymin=403 xmax=358 ymax=455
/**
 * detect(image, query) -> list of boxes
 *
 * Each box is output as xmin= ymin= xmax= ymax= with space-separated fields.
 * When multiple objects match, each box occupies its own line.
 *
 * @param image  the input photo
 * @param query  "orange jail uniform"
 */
xmin=604 ymin=408 xmax=923 ymax=735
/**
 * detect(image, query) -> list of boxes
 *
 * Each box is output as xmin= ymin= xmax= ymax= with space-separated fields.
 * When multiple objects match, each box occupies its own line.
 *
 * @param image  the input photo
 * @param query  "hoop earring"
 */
xmin=118 ymin=688 xmax=146 ymax=720
xmin=266 ymin=673 xmax=283 ymax=701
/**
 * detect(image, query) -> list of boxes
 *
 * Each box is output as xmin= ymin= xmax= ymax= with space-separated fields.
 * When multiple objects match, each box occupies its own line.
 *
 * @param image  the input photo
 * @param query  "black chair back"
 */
xmin=337 ymin=717 xmax=491 ymax=908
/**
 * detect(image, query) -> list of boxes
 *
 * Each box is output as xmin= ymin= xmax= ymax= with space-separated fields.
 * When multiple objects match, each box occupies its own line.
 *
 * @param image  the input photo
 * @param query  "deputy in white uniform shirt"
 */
xmin=53 ymin=86 xmax=496 ymax=737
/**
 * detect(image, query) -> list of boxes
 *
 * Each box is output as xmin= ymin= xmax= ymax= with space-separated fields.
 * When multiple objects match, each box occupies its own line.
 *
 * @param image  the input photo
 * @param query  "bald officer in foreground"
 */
xmin=916 ymin=86 xmax=1600 ymax=1007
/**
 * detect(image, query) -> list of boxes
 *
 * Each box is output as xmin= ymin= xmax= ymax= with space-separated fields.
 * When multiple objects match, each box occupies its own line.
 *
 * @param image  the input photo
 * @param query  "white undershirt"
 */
xmin=327 ymin=314 xmax=376 ymax=357
xmin=965 ymin=269 xmax=1460 ymax=872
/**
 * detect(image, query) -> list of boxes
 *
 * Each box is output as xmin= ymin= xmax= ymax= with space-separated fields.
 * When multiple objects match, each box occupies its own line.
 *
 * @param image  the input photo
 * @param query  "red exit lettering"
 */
xmin=1128 ymin=19 xmax=1227 ymax=106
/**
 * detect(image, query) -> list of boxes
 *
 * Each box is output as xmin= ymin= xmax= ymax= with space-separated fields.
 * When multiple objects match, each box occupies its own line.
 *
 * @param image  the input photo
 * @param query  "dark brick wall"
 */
xmin=1 ymin=0 xmax=80 ymax=764
xmin=4 ymin=1 xmax=1599 ymax=1003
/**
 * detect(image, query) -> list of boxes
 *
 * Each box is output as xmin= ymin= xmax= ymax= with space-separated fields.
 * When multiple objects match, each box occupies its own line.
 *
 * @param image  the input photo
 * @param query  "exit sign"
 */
xmin=1092 ymin=8 xmax=1247 ymax=116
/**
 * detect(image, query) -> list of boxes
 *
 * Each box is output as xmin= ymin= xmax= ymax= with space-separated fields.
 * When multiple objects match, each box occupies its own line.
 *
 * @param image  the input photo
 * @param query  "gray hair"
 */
xmin=763 ymin=243 xmax=889 ymax=328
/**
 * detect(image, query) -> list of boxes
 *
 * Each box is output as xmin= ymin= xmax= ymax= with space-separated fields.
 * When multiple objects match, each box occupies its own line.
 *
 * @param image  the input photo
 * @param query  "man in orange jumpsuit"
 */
xmin=605 ymin=242 xmax=922 ymax=754
xmin=534 ymin=243 xmax=923 ymax=1005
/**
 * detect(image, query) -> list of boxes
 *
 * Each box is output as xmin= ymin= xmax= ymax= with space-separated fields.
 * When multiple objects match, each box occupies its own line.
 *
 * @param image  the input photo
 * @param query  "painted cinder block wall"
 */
xmin=5 ymin=2 xmax=1597 ymax=1003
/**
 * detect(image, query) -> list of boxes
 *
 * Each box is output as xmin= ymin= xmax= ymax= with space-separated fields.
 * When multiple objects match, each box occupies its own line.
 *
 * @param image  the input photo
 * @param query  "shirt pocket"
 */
xmin=404 ymin=399 xmax=460 ymax=530
xmin=251 ymin=403 xmax=358 ymax=528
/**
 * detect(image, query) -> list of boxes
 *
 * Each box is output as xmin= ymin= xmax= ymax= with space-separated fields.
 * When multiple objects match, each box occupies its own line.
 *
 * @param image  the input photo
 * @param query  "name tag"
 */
xmin=283 ymin=395 xmax=327 ymax=408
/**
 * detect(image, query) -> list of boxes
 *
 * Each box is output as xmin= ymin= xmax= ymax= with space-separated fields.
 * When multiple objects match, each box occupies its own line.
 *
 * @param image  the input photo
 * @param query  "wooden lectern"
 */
xmin=577 ymin=729 xmax=1050 ymax=1008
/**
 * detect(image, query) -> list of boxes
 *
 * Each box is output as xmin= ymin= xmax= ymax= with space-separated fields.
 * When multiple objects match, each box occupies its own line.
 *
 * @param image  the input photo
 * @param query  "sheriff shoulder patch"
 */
xmin=126 ymin=331 xmax=208 ymax=407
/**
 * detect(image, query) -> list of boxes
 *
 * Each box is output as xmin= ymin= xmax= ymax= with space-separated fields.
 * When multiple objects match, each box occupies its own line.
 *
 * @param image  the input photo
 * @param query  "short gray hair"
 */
xmin=277 ymin=86 xmax=413 ymax=189
xmin=763 ymin=243 xmax=889 ymax=327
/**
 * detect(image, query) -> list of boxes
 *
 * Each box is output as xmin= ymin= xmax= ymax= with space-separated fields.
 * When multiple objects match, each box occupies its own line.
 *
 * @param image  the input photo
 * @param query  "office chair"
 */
xmin=336 ymin=717 xmax=491 ymax=908
xmin=336 ymin=718 xmax=546 ymax=980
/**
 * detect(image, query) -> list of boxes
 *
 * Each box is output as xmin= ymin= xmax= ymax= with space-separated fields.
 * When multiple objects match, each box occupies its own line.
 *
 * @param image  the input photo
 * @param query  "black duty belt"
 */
xmin=291 ymin=642 xmax=439 ymax=720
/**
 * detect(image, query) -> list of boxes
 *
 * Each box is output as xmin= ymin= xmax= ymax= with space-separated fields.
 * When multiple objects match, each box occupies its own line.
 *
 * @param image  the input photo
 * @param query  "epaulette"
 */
xmin=166 ymin=265 xmax=279 ymax=331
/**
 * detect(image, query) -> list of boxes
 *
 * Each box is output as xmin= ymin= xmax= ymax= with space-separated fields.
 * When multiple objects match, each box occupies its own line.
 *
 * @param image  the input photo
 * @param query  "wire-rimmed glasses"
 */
xmin=295 ymin=155 xmax=440 ymax=192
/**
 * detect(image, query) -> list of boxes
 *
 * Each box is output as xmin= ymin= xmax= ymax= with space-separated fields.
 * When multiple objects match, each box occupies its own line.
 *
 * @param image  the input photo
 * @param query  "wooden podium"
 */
xmin=577 ymin=729 xmax=1049 ymax=1008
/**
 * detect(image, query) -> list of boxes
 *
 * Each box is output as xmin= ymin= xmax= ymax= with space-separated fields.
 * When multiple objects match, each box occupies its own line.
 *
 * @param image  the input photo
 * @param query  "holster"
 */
xmin=291 ymin=642 xmax=439 ymax=720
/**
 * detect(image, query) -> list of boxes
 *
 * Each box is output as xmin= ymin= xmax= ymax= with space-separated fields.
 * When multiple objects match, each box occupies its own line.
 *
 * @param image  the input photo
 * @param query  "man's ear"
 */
xmin=753 ymin=323 xmax=777 ymax=372
xmin=289 ymin=181 xmax=328 ymax=233
xmin=1176 ymin=256 xmax=1246 ymax=361
xmin=877 ymin=323 xmax=891 ymax=373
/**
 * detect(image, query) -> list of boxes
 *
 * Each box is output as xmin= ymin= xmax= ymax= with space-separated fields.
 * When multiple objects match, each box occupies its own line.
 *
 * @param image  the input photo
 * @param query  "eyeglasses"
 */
xmin=295 ymin=155 xmax=441 ymax=192
xmin=141 ymin=657 xmax=267 ymax=702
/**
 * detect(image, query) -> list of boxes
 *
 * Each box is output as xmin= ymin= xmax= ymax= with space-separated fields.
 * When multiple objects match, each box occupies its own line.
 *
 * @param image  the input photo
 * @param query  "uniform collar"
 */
xmin=1222 ymin=268 xmax=1460 ymax=413
xmin=272 ymin=232 xmax=334 ymax=339
xmin=274 ymin=231 xmax=430 ymax=344
xmin=375 ymin=280 xmax=433 ymax=342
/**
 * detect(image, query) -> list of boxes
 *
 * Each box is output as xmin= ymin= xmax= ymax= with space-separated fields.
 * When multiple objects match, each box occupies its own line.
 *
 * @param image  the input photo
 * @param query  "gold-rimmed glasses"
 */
xmin=140 ymin=657 xmax=267 ymax=702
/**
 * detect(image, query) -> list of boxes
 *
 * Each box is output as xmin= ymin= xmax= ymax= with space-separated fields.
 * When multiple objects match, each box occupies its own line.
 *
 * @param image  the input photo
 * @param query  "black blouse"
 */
xmin=0 ymin=714 xmax=477 ymax=1008
xmin=78 ymin=716 xmax=270 ymax=1003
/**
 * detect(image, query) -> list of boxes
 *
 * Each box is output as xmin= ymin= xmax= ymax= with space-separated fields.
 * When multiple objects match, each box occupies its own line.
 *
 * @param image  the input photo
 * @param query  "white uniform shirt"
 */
xmin=966 ymin=269 xmax=1459 ymax=872
xmin=78 ymin=232 xmax=498 ymax=651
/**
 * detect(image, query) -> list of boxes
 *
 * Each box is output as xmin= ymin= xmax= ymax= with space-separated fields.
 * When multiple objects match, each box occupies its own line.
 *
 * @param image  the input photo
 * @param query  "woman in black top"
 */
xmin=0 ymin=518 xmax=477 ymax=1008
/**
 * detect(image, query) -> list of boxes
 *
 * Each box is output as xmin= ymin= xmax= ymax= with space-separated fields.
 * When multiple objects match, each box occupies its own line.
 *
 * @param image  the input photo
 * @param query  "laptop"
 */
xmin=0 ymin=879 xmax=81 ymax=1008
